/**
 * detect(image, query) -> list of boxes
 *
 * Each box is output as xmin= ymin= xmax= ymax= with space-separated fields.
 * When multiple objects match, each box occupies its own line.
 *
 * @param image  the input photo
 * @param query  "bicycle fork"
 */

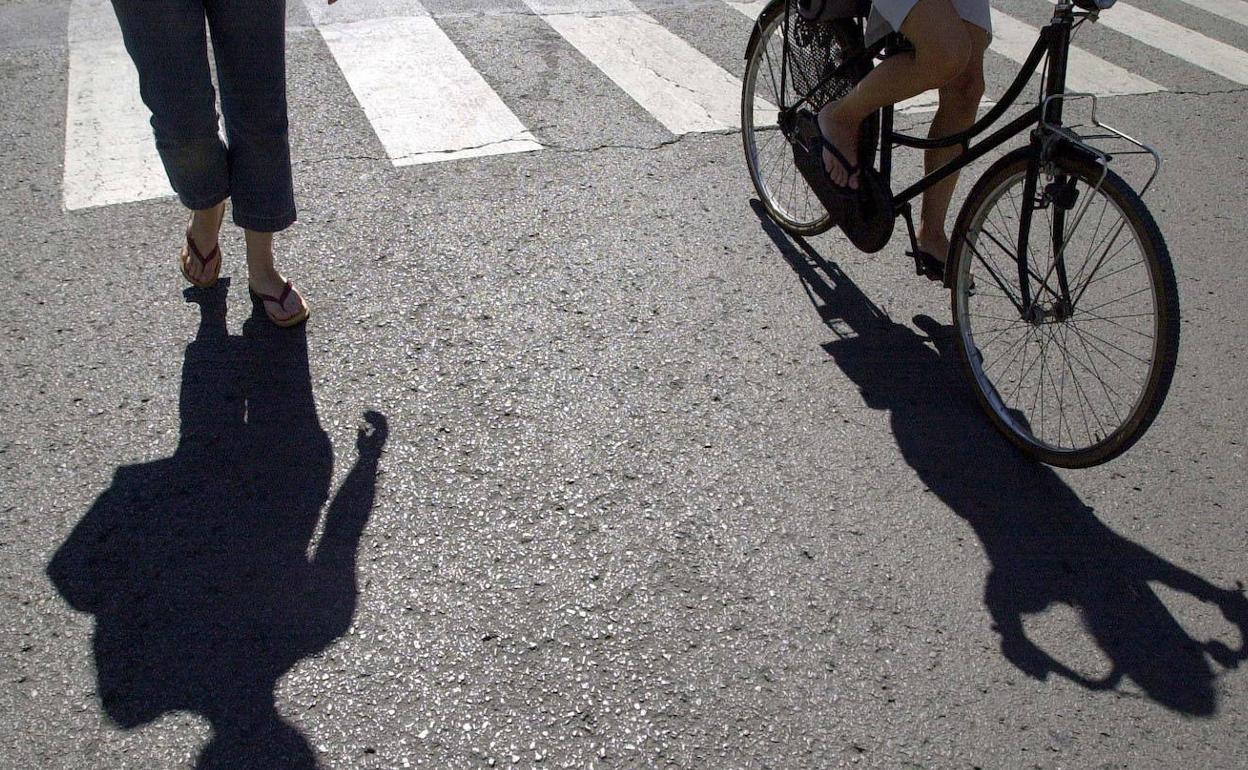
xmin=1017 ymin=3 xmax=1080 ymax=324
xmin=1016 ymin=143 xmax=1082 ymax=325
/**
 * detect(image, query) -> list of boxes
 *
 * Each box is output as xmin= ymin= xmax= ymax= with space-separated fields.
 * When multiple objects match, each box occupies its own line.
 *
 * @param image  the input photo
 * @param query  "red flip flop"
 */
xmin=249 ymin=281 xmax=310 ymax=328
xmin=179 ymin=206 xmax=225 ymax=288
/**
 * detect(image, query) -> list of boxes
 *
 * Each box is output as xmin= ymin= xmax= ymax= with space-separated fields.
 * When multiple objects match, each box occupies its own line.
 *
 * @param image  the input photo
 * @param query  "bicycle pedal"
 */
xmin=841 ymin=166 xmax=894 ymax=254
xmin=907 ymin=250 xmax=946 ymax=283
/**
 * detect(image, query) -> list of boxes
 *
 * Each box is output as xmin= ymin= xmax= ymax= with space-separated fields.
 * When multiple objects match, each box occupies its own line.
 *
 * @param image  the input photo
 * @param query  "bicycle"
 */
xmin=740 ymin=0 xmax=1180 ymax=468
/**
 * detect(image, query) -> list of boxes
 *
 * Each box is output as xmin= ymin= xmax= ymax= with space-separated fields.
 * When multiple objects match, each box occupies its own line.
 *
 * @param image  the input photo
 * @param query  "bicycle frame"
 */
xmin=884 ymin=3 xmax=1079 ymax=311
xmin=777 ymin=0 xmax=1091 ymax=311
xmin=880 ymin=22 xmax=1058 ymax=208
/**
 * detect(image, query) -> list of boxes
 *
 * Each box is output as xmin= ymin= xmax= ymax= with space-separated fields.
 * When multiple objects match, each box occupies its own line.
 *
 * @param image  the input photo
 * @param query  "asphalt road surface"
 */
xmin=2 ymin=0 xmax=1247 ymax=768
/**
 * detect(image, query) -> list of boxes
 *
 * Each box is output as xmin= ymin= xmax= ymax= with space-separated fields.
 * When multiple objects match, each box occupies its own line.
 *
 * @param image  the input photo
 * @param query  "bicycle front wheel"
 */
xmin=949 ymin=147 xmax=1180 ymax=468
xmin=742 ymin=0 xmax=831 ymax=235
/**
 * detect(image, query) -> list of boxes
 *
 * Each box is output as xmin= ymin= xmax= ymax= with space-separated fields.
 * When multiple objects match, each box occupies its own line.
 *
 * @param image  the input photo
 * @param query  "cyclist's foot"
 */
xmin=908 ymin=231 xmax=947 ymax=281
xmin=916 ymin=234 xmax=951 ymax=267
xmin=817 ymin=103 xmax=860 ymax=190
xmin=912 ymin=234 xmax=975 ymax=290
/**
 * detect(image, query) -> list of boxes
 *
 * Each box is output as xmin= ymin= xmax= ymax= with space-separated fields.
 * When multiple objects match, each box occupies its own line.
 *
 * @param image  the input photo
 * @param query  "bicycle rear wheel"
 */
xmin=741 ymin=0 xmax=867 ymax=236
xmin=949 ymin=147 xmax=1179 ymax=468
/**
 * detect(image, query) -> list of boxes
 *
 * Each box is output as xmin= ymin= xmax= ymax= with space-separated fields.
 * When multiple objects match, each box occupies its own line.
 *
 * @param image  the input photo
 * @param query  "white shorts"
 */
xmin=866 ymin=0 xmax=993 ymax=45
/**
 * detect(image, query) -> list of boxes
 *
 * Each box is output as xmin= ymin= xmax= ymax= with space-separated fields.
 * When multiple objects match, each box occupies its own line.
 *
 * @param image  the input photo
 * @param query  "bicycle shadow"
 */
xmin=752 ymin=201 xmax=1248 ymax=715
xmin=47 ymin=279 xmax=388 ymax=768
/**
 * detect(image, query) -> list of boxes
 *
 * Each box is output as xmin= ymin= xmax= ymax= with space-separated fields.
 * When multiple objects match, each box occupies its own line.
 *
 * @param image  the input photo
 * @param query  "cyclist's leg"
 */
xmin=817 ymin=0 xmax=972 ymax=189
xmin=917 ymin=22 xmax=989 ymax=260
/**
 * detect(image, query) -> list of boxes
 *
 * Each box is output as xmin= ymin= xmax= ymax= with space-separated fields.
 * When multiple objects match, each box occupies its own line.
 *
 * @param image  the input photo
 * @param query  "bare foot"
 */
xmin=816 ymin=102 xmax=860 ymax=190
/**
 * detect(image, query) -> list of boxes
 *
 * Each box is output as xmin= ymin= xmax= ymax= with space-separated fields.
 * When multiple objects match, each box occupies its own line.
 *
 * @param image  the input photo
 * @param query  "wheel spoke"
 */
xmin=1071 ymin=189 xmax=1113 ymax=288
xmin=1074 ymin=307 xmax=1155 ymax=340
xmin=1079 ymin=285 xmax=1153 ymax=316
xmin=980 ymin=324 xmax=1031 ymax=372
xmin=1066 ymin=322 xmax=1128 ymax=427
xmin=1067 ymin=318 xmax=1152 ymax=368
xmin=966 ymin=237 xmax=1025 ymax=313
xmin=953 ymin=153 xmax=1172 ymax=464
xmin=1074 ymin=256 xmax=1145 ymax=293
xmin=1049 ymin=327 xmax=1110 ymax=439
xmin=979 ymin=226 xmax=1062 ymax=305
xmin=1055 ymin=324 xmax=1102 ymax=446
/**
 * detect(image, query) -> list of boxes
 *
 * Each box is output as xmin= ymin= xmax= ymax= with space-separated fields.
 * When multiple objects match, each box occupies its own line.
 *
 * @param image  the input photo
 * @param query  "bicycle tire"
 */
xmin=949 ymin=147 xmax=1179 ymax=468
xmin=741 ymin=0 xmax=868 ymax=236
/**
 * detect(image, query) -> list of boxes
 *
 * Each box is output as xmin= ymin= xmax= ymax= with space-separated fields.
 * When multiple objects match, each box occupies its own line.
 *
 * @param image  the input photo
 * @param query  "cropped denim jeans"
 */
xmin=111 ymin=0 xmax=295 ymax=232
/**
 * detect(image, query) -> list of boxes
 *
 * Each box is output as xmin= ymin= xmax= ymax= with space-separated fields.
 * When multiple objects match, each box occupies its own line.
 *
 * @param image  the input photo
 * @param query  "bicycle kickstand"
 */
xmin=900 ymin=203 xmax=947 ymax=285
xmin=900 ymin=204 xmax=918 ymax=271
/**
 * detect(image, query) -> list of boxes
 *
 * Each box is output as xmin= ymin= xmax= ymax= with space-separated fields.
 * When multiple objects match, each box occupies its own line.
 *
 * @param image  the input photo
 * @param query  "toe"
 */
xmin=188 ymin=253 xmax=205 ymax=282
xmin=267 ymin=287 xmax=306 ymax=323
xmin=182 ymin=248 xmax=201 ymax=282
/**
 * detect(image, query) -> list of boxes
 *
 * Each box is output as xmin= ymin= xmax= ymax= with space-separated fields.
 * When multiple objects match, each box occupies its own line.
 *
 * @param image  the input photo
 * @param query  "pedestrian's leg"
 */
xmin=817 ymin=0 xmax=973 ymax=188
xmin=916 ymin=22 xmax=989 ymax=261
xmin=205 ymin=0 xmax=305 ymax=324
xmin=205 ymin=0 xmax=295 ymax=234
xmin=112 ymin=0 xmax=229 ymax=284
xmin=242 ymin=230 xmax=307 ymax=325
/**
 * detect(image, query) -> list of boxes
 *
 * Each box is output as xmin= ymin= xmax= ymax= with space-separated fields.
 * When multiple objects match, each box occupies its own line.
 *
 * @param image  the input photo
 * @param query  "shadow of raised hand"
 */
xmin=48 ymin=281 xmax=388 ymax=768
xmin=752 ymin=200 xmax=1248 ymax=716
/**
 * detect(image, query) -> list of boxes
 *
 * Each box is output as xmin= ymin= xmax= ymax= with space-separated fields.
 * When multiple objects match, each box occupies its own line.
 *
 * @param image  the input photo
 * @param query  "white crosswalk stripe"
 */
xmin=1077 ymin=1 xmax=1248 ymax=85
xmin=722 ymin=0 xmax=770 ymax=20
xmin=58 ymin=0 xmax=1248 ymax=211
xmin=990 ymin=9 xmax=1162 ymax=96
xmin=63 ymin=0 xmax=172 ymax=211
xmin=305 ymin=0 xmax=542 ymax=166
xmin=525 ymin=0 xmax=763 ymax=134
xmin=1172 ymin=0 xmax=1248 ymax=30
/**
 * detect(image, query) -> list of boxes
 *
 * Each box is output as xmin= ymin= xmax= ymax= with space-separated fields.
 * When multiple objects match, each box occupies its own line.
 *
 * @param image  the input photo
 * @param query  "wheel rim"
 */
xmin=742 ymin=8 xmax=830 ymax=232
xmin=954 ymin=165 xmax=1164 ymax=458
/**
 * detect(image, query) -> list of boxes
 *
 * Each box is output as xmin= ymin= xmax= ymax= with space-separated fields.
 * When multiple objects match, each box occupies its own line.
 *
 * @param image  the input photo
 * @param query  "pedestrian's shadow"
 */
xmin=752 ymin=202 xmax=1248 ymax=715
xmin=47 ymin=279 xmax=388 ymax=768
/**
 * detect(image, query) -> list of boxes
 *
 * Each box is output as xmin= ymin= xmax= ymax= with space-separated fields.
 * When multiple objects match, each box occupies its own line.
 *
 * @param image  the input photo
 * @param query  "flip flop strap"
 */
xmin=185 ymin=229 xmax=220 ymax=266
xmin=818 ymin=134 xmax=859 ymax=176
xmin=254 ymin=281 xmax=293 ymax=307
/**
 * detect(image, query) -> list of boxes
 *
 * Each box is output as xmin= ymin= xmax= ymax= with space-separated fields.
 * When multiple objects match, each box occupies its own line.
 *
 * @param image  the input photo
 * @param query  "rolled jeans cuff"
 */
xmin=178 ymin=189 xmax=231 ymax=212
xmin=232 ymin=207 xmax=297 ymax=233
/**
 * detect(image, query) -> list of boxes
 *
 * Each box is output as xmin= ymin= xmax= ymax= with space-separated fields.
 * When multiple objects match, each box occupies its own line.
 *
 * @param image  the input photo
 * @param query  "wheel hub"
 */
xmin=1025 ymin=300 xmax=1073 ymax=325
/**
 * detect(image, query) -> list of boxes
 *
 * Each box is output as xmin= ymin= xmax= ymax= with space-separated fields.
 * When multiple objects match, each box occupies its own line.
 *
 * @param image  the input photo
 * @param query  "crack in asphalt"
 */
xmin=545 ymin=132 xmax=695 ymax=153
xmin=294 ymin=82 xmax=1248 ymax=168
xmin=296 ymin=155 xmax=391 ymax=165
xmin=295 ymin=129 xmax=723 ymax=166
xmin=1163 ymin=86 xmax=1248 ymax=97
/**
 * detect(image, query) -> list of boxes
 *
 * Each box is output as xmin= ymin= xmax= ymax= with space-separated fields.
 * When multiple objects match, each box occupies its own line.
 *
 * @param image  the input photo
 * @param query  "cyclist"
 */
xmin=817 ymin=0 xmax=991 ymax=273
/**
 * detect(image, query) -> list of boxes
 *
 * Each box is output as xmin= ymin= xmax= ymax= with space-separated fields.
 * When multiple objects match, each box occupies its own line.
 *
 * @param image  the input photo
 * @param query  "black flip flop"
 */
xmin=816 ymin=134 xmax=861 ymax=194
xmin=908 ymin=249 xmax=977 ymax=292
xmin=791 ymin=110 xmax=859 ymax=223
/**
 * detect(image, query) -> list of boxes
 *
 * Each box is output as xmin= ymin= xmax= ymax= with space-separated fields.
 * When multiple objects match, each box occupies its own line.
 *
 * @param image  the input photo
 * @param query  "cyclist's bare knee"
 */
xmin=956 ymin=23 xmax=989 ymax=100
xmin=940 ymin=65 xmax=985 ymax=113
xmin=916 ymin=38 xmax=969 ymax=88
